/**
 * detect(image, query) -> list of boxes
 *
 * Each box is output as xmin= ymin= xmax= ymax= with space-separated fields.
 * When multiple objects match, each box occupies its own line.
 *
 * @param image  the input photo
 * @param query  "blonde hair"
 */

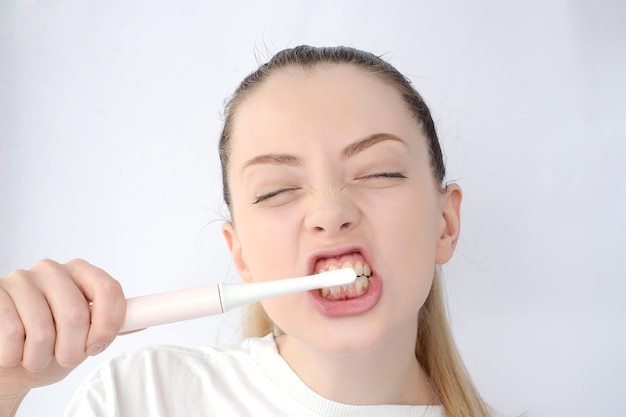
xmin=220 ymin=45 xmax=492 ymax=417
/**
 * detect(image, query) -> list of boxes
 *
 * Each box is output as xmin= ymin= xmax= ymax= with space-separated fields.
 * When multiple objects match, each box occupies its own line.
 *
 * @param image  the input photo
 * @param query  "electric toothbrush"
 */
xmin=119 ymin=268 xmax=356 ymax=333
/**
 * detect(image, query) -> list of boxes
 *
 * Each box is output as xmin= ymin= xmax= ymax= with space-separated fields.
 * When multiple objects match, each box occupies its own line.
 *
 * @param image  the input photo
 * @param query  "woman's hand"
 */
xmin=0 ymin=259 xmax=126 ymax=415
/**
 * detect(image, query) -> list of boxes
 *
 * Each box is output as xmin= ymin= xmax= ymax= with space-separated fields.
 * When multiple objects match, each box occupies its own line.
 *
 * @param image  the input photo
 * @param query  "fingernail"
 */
xmin=86 ymin=343 xmax=106 ymax=356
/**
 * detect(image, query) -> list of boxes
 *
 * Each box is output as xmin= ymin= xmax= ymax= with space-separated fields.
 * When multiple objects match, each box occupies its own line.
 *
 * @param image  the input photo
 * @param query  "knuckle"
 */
xmin=28 ymin=320 xmax=56 ymax=348
xmin=66 ymin=258 xmax=89 ymax=269
xmin=0 ymin=320 xmax=24 ymax=343
xmin=59 ymin=304 xmax=90 ymax=329
xmin=4 ymin=268 xmax=30 ymax=285
xmin=5 ymin=268 xmax=26 ymax=280
xmin=99 ymin=277 xmax=124 ymax=298
xmin=32 ymin=258 xmax=61 ymax=273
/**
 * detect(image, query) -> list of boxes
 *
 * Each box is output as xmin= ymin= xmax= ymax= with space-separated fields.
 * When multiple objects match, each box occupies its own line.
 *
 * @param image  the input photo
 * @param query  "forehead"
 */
xmin=229 ymin=64 xmax=422 ymax=163
xmin=250 ymin=63 xmax=401 ymax=106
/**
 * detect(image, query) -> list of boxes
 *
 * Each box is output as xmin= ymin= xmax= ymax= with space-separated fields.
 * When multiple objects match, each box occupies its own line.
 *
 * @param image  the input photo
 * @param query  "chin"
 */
xmin=285 ymin=318 xmax=405 ymax=357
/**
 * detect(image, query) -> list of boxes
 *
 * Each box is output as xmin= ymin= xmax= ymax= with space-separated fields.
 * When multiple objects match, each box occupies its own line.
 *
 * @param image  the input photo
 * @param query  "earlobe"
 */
xmin=221 ymin=221 xmax=252 ymax=283
xmin=435 ymin=183 xmax=462 ymax=265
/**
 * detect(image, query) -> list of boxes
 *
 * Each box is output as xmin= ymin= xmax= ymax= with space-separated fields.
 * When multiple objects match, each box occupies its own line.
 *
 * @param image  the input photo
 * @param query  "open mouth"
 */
xmin=314 ymin=252 xmax=373 ymax=301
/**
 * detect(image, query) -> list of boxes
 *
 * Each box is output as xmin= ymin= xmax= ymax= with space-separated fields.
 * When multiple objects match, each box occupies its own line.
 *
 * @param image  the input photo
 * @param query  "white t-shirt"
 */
xmin=63 ymin=334 xmax=444 ymax=417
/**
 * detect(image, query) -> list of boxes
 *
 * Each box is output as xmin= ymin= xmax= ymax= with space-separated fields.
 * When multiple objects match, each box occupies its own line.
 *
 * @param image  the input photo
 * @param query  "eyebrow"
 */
xmin=240 ymin=133 xmax=407 ymax=173
xmin=340 ymin=133 xmax=407 ymax=159
xmin=241 ymin=153 xmax=304 ymax=173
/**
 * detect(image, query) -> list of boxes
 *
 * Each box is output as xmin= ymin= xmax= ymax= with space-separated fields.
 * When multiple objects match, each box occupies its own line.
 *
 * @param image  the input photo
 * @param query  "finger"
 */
xmin=32 ymin=260 xmax=92 ymax=368
xmin=0 ymin=286 xmax=26 ymax=368
xmin=1 ymin=269 xmax=55 ymax=372
xmin=65 ymin=259 xmax=126 ymax=356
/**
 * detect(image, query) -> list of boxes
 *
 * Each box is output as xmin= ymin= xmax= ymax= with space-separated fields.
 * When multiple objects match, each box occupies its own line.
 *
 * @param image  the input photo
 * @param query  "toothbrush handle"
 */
xmin=117 ymin=269 xmax=356 ymax=333
xmin=120 ymin=284 xmax=222 ymax=333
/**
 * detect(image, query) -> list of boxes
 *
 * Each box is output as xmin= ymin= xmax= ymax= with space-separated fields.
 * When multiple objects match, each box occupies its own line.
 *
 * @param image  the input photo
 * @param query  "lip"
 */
xmin=308 ymin=275 xmax=381 ymax=317
xmin=305 ymin=244 xmax=382 ymax=317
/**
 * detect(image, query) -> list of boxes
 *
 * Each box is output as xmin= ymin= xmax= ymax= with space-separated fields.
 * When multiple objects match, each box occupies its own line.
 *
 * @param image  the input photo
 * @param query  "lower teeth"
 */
xmin=320 ymin=274 xmax=371 ymax=300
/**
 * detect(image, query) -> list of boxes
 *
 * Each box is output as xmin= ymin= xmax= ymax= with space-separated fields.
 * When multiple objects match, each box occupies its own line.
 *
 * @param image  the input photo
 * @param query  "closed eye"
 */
xmin=252 ymin=188 xmax=299 ymax=205
xmin=358 ymin=171 xmax=408 ymax=180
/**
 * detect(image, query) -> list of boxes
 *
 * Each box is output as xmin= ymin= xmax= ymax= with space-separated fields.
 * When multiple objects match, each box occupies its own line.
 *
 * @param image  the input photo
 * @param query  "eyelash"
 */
xmin=360 ymin=171 xmax=408 ymax=180
xmin=252 ymin=188 xmax=299 ymax=205
xmin=251 ymin=172 xmax=407 ymax=205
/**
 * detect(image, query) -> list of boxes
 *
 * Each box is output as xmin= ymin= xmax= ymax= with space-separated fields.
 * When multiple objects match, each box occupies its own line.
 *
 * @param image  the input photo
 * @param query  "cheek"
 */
xmin=367 ymin=187 xmax=440 ymax=301
xmin=367 ymin=186 xmax=440 ymax=246
xmin=233 ymin=210 xmax=301 ymax=282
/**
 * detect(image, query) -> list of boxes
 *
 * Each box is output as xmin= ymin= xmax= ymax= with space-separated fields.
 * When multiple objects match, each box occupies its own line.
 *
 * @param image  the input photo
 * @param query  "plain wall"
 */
xmin=1 ymin=1 xmax=625 ymax=416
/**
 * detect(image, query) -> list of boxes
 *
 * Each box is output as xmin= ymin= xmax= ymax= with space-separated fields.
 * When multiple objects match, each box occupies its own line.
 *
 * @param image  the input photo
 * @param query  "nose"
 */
xmin=304 ymin=189 xmax=360 ymax=236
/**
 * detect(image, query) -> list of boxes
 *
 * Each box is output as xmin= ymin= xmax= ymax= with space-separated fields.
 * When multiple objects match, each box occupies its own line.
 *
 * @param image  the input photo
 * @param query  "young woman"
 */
xmin=0 ymin=46 xmax=492 ymax=417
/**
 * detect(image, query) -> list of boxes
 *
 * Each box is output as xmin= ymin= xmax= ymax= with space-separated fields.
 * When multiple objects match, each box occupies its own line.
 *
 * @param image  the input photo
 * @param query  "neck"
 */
xmin=275 ymin=330 xmax=435 ymax=406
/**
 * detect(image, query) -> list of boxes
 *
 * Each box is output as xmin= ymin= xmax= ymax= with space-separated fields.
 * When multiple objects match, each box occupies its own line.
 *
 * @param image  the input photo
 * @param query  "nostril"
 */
xmin=313 ymin=222 xmax=351 ymax=233
xmin=305 ymin=201 xmax=358 ymax=234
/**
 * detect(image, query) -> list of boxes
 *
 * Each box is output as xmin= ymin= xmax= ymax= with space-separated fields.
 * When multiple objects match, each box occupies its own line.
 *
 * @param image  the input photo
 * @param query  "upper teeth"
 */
xmin=317 ymin=260 xmax=371 ymax=277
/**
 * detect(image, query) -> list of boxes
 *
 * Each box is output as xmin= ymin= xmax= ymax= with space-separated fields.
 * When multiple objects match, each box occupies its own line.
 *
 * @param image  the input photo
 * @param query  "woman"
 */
xmin=0 ymin=46 xmax=491 ymax=417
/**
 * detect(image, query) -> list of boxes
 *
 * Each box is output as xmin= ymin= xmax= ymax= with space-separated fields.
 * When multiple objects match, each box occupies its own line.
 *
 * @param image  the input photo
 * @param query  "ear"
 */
xmin=435 ymin=183 xmax=462 ymax=265
xmin=221 ymin=221 xmax=253 ymax=283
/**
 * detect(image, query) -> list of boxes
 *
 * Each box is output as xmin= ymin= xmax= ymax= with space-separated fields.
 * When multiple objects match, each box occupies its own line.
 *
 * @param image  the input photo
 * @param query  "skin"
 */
xmin=222 ymin=64 xmax=462 ymax=405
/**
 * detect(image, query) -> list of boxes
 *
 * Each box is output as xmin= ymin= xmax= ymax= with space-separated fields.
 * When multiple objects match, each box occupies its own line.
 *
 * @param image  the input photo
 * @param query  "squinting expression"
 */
xmin=222 ymin=64 xmax=457 ymax=353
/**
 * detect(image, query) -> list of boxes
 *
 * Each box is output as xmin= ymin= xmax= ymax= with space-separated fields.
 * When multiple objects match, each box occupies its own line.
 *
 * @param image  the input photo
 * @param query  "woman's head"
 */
xmin=221 ymin=59 xmax=459 ymax=350
xmin=219 ymin=43 xmax=460 ymax=347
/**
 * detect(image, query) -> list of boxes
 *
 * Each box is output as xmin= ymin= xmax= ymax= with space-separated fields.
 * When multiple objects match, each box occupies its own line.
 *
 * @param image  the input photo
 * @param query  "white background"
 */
xmin=1 ymin=1 xmax=625 ymax=416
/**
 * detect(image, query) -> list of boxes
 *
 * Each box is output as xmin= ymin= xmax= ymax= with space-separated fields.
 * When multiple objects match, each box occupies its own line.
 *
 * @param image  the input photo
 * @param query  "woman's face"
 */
xmin=222 ymin=64 xmax=461 ymax=353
